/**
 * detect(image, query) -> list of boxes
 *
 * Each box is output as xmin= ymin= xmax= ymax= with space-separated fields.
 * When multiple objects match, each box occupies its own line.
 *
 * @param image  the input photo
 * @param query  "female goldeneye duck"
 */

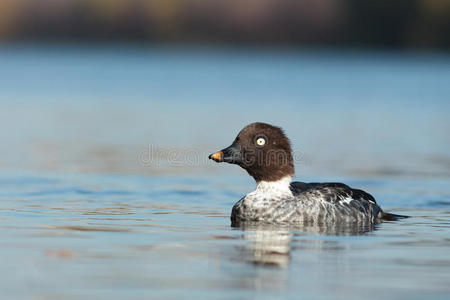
xmin=209 ymin=122 xmax=405 ymax=225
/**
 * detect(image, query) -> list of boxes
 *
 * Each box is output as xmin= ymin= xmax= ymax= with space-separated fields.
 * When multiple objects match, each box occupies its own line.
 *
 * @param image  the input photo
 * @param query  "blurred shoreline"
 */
xmin=0 ymin=0 xmax=449 ymax=50
xmin=1 ymin=41 xmax=450 ymax=54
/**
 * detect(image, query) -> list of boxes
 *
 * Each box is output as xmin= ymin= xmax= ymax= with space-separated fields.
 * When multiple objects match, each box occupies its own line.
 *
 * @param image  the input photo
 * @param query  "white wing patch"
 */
xmin=338 ymin=196 xmax=354 ymax=205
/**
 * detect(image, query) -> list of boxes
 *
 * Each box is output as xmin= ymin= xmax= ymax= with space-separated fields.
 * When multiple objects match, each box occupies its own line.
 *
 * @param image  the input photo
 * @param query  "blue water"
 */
xmin=0 ymin=45 xmax=449 ymax=299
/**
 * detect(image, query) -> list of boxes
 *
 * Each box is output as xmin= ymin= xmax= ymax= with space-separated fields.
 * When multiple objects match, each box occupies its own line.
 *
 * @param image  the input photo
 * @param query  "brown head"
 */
xmin=208 ymin=122 xmax=294 ymax=182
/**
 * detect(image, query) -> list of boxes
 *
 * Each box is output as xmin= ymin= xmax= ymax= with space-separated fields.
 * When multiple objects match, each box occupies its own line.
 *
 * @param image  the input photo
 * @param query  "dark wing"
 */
xmin=290 ymin=182 xmax=409 ymax=221
xmin=290 ymin=181 xmax=383 ymax=221
xmin=290 ymin=181 xmax=377 ymax=205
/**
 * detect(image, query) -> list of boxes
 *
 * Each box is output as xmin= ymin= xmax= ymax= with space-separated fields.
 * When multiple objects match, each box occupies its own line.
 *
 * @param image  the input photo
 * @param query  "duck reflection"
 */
xmin=232 ymin=220 xmax=376 ymax=267
xmin=236 ymin=224 xmax=292 ymax=267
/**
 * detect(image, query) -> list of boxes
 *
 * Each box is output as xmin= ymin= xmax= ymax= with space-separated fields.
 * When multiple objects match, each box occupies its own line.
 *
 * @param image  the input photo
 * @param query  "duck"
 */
xmin=208 ymin=122 xmax=404 ymax=225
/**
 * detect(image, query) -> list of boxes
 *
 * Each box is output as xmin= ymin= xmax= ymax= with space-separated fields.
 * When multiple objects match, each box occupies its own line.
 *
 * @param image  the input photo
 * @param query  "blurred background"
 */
xmin=0 ymin=0 xmax=449 ymax=179
xmin=1 ymin=3 xmax=450 ymax=299
xmin=1 ymin=0 xmax=449 ymax=47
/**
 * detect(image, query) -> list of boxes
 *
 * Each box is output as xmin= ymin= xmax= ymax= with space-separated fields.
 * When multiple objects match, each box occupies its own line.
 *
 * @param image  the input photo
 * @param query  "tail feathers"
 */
xmin=382 ymin=212 xmax=409 ymax=221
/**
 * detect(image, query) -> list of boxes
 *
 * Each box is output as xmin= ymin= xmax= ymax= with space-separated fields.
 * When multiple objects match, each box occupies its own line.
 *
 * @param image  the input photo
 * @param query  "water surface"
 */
xmin=0 ymin=171 xmax=449 ymax=299
xmin=0 ymin=46 xmax=449 ymax=299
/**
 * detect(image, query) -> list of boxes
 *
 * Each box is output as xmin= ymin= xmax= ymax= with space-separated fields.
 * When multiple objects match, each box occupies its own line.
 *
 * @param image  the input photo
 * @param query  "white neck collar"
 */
xmin=254 ymin=176 xmax=293 ymax=196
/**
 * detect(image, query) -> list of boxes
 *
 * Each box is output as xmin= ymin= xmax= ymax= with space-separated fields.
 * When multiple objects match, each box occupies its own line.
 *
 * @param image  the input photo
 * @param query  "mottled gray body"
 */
xmin=231 ymin=177 xmax=384 ymax=225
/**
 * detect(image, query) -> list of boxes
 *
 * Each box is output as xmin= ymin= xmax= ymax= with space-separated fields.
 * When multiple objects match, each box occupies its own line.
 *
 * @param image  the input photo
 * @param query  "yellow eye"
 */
xmin=256 ymin=137 xmax=266 ymax=146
